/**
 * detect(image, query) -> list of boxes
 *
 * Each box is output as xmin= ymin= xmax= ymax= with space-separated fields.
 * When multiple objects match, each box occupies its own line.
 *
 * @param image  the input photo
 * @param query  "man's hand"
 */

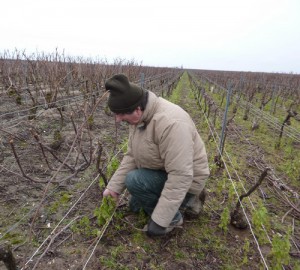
xmin=146 ymin=219 xmax=167 ymax=237
xmin=103 ymin=188 xmax=119 ymax=199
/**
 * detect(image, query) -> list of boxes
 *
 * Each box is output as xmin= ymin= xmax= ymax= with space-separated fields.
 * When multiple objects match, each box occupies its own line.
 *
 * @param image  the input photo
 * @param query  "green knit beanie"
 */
xmin=105 ymin=74 xmax=145 ymax=113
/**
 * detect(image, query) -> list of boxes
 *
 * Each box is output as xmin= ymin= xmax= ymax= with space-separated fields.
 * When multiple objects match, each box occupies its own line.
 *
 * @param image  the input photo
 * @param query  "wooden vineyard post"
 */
xmin=140 ymin=73 xmax=145 ymax=88
xmin=215 ymin=82 xmax=232 ymax=167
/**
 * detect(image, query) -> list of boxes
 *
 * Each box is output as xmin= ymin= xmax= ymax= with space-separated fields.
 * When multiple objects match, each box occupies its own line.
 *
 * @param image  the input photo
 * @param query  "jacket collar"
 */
xmin=138 ymin=91 xmax=159 ymax=127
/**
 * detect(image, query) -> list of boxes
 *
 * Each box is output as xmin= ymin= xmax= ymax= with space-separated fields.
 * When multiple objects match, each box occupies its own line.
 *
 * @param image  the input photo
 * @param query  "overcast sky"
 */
xmin=1 ymin=0 xmax=299 ymax=73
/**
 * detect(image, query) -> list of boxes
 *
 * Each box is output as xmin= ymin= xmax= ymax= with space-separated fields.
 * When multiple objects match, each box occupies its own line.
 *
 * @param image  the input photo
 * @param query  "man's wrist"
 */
xmin=103 ymin=188 xmax=119 ymax=198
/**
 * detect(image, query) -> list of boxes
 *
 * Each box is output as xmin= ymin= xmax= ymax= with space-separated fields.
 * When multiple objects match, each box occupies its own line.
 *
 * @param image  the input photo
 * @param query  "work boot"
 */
xmin=180 ymin=189 xmax=206 ymax=218
xmin=145 ymin=211 xmax=183 ymax=236
xmin=165 ymin=211 xmax=183 ymax=233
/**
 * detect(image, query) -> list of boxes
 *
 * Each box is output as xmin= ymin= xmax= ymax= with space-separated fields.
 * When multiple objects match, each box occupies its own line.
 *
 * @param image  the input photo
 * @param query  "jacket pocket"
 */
xmin=136 ymin=139 xmax=163 ymax=169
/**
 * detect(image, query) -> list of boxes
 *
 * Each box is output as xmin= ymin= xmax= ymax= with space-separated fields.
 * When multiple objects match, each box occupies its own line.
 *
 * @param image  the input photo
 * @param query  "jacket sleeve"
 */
xmin=189 ymin=134 xmax=210 ymax=195
xmin=151 ymin=120 xmax=195 ymax=227
xmin=107 ymin=134 xmax=137 ymax=194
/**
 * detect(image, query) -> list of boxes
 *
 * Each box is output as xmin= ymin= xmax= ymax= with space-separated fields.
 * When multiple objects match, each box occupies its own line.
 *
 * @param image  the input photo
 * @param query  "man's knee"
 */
xmin=125 ymin=169 xmax=140 ymax=193
xmin=125 ymin=168 xmax=167 ymax=195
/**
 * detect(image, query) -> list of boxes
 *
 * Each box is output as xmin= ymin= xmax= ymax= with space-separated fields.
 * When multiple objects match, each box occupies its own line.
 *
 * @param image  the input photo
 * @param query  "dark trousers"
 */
xmin=125 ymin=168 xmax=188 ymax=222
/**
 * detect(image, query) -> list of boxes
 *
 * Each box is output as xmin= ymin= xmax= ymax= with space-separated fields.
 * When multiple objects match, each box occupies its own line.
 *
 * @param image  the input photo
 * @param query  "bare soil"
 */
xmin=1 ymin=73 xmax=299 ymax=270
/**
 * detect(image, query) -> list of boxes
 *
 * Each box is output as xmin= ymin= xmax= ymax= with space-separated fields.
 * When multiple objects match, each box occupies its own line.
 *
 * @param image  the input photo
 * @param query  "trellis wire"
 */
xmin=193 ymin=84 xmax=271 ymax=269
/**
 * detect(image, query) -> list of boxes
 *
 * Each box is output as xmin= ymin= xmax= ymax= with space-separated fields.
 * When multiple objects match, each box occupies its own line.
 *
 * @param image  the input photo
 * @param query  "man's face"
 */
xmin=114 ymin=107 xmax=143 ymax=125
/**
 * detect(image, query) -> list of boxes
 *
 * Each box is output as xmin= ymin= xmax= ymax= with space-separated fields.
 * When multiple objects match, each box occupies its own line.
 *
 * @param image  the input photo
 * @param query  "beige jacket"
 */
xmin=107 ymin=91 xmax=209 ymax=227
